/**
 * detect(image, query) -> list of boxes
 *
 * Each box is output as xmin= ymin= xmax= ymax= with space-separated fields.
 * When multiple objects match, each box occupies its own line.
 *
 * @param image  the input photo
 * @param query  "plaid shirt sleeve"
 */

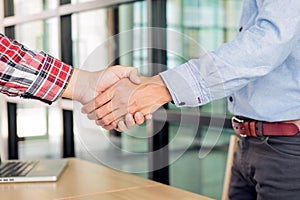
xmin=0 ymin=33 xmax=73 ymax=104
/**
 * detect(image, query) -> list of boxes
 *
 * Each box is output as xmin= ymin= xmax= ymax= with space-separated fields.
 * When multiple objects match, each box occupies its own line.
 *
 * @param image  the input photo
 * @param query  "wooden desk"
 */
xmin=0 ymin=158 xmax=213 ymax=200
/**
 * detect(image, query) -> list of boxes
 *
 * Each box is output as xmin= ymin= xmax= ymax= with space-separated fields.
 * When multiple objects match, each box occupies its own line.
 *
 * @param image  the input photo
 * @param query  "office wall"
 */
xmin=0 ymin=0 xmax=242 ymax=199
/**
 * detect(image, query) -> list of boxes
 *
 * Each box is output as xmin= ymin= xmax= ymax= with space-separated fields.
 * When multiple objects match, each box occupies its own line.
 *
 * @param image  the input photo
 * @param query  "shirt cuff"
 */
xmin=159 ymin=62 xmax=207 ymax=107
xmin=22 ymin=54 xmax=73 ymax=104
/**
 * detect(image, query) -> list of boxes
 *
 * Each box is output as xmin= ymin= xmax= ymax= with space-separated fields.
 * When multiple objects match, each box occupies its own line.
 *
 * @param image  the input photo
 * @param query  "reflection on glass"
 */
xmin=132 ymin=1 xmax=148 ymax=75
xmin=71 ymin=1 xmax=148 ymax=72
xmin=71 ymin=1 xmax=149 ymax=151
xmin=169 ymin=122 xmax=233 ymax=200
xmin=167 ymin=0 xmax=242 ymax=59
xmin=118 ymin=1 xmax=148 ymax=75
xmin=15 ymin=18 xmax=59 ymax=57
xmin=118 ymin=0 xmax=148 ymax=165
xmin=14 ymin=0 xmax=57 ymax=16
xmin=166 ymin=0 xmax=242 ymax=113
xmin=165 ymin=1 xmax=242 ymax=199
xmin=15 ymin=18 xmax=59 ymax=138
xmin=72 ymin=9 xmax=108 ymax=69
xmin=71 ymin=0 xmax=95 ymax=4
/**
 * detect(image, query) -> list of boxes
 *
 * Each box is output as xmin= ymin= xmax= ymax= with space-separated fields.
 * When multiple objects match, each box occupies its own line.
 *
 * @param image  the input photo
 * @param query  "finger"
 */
xmin=87 ymin=101 xmax=114 ymax=120
xmin=101 ymin=123 xmax=115 ymax=130
xmin=96 ymin=108 xmax=127 ymax=127
xmin=101 ymin=120 xmax=119 ymax=131
xmin=81 ymin=86 xmax=115 ymax=114
xmin=138 ymin=104 xmax=161 ymax=117
xmin=114 ymin=121 xmax=123 ymax=132
xmin=124 ymin=114 xmax=135 ymax=129
xmin=103 ymin=117 xmax=124 ymax=131
xmin=81 ymin=98 xmax=96 ymax=114
xmin=114 ymin=127 xmax=122 ymax=132
xmin=86 ymin=111 xmax=98 ymax=121
xmin=128 ymin=68 xmax=141 ymax=84
xmin=145 ymin=114 xmax=152 ymax=120
xmin=111 ymin=121 xmax=118 ymax=128
xmin=117 ymin=121 xmax=127 ymax=132
xmin=134 ymin=112 xmax=145 ymax=125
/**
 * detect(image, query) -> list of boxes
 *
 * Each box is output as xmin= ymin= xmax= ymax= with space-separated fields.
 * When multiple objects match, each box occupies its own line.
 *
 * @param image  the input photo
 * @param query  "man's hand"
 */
xmin=115 ymin=112 xmax=153 ymax=132
xmin=62 ymin=65 xmax=141 ymax=104
xmin=81 ymin=75 xmax=172 ymax=130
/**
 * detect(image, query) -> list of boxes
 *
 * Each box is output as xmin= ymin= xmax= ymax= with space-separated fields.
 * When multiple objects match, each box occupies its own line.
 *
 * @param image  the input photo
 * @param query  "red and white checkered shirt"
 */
xmin=0 ymin=33 xmax=73 ymax=104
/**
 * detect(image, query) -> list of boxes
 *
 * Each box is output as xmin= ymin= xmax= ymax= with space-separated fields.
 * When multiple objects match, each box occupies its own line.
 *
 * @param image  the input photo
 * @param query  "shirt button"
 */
xmin=229 ymin=96 xmax=233 ymax=102
xmin=179 ymin=102 xmax=186 ymax=106
xmin=239 ymin=26 xmax=243 ymax=32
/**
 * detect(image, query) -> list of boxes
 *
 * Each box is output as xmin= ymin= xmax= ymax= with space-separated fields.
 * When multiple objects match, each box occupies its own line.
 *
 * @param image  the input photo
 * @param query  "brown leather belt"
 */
xmin=232 ymin=116 xmax=299 ymax=137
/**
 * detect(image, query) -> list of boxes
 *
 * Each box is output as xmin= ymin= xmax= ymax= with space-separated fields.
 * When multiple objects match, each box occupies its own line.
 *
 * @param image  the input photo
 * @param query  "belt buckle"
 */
xmin=232 ymin=116 xmax=247 ymax=137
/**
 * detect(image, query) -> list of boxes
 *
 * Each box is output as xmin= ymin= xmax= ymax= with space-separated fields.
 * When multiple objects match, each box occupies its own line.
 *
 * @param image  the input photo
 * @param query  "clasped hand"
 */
xmin=80 ymin=66 xmax=172 ymax=132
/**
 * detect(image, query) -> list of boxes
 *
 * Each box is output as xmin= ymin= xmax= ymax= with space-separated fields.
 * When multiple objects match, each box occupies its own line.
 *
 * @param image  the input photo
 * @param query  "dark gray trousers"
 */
xmin=229 ymin=133 xmax=300 ymax=200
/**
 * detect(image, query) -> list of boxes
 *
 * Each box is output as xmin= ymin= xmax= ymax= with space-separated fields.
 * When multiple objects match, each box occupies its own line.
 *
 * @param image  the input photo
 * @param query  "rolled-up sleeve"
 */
xmin=0 ymin=33 xmax=73 ymax=104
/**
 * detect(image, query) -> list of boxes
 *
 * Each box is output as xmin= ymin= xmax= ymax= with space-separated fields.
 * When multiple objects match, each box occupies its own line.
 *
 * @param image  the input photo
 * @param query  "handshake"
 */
xmin=62 ymin=65 xmax=172 ymax=132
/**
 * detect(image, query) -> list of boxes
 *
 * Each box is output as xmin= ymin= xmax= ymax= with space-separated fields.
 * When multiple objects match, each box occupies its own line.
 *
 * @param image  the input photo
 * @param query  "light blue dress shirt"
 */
xmin=160 ymin=0 xmax=300 ymax=122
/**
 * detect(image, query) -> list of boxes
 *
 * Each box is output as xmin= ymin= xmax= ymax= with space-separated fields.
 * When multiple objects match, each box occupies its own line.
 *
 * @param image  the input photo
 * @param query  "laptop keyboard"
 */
xmin=0 ymin=161 xmax=38 ymax=177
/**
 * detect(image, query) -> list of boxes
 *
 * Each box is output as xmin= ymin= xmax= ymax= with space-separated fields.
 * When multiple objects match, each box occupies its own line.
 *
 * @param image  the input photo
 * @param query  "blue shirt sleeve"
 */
xmin=160 ymin=0 xmax=300 ymax=108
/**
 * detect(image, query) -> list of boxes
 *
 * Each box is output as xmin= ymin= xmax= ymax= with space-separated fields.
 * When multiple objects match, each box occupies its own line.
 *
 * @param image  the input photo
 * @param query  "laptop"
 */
xmin=0 ymin=157 xmax=68 ymax=183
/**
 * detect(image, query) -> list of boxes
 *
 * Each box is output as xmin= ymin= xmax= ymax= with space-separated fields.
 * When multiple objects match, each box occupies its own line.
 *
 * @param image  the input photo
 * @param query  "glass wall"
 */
xmin=165 ymin=1 xmax=242 ymax=199
xmin=72 ymin=9 xmax=108 ymax=69
xmin=14 ymin=0 xmax=57 ymax=16
xmin=71 ymin=0 xmax=150 ymax=178
xmin=15 ymin=18 xmax=59 ymax=60
xmin=71 ymin=0 xmax=95 ymax=4
xmin=167 ymin=0 xmax=242 ymax=66
xmin=0 ymin=0 xmax=242 ymax=199
xmin=15 ymin=18 xmax=60 ymax=139
xmin=71 ymin=1 xmax=148 ymax=72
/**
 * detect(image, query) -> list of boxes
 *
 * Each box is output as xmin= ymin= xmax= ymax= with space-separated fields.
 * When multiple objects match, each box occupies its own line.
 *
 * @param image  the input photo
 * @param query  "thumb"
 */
xmin=129 ymin=68 xmax=141 ymax=84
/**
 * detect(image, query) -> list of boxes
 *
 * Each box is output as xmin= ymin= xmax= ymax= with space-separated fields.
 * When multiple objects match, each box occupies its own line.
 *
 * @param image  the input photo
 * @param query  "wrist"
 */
xmin=62 ymin=68 xmax=79 ymax=100
xmin=141 ymin=75 xmax=172 ymax=105
xmin=62 ymin=68 xmax=96 ymax=103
